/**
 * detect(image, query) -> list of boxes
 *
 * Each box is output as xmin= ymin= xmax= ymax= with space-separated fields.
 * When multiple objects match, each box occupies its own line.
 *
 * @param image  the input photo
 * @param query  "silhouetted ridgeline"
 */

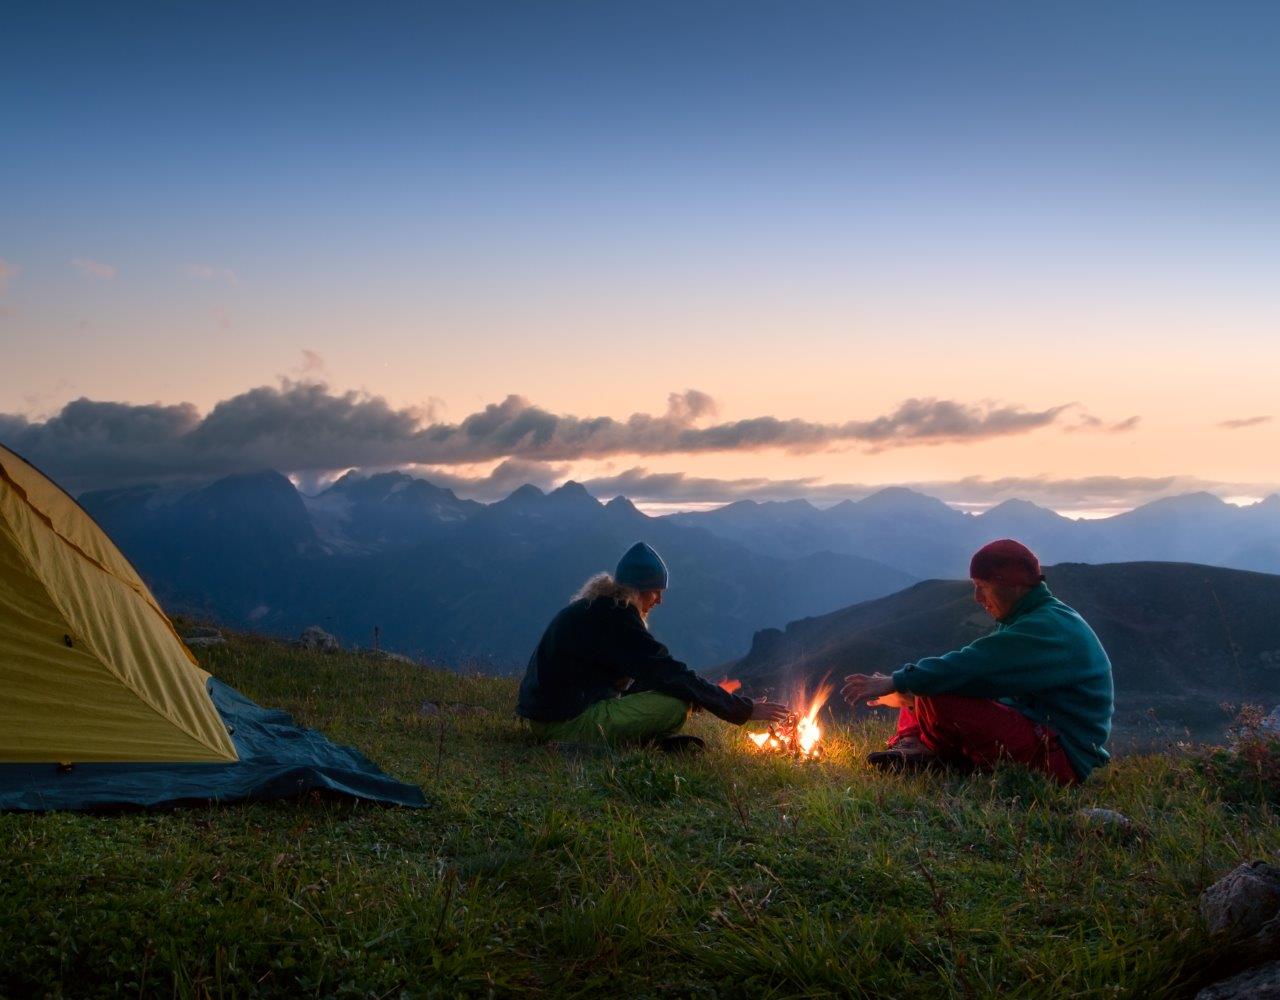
xmin=669 ymin=488 xmax=1280 ymax=579
xmin=80 ymin=471 xmax=913 ymax=669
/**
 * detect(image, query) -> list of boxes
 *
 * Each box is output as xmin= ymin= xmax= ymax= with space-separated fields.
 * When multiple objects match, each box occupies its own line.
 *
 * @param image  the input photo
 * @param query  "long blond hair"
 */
xmin=573 ymin=572 xmax=647 ymax=621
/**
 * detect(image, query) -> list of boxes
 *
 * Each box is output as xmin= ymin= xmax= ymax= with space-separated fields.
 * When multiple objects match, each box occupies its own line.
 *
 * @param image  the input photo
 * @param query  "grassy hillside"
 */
xmin=3 ymin=630 xmax=1278 ymax=998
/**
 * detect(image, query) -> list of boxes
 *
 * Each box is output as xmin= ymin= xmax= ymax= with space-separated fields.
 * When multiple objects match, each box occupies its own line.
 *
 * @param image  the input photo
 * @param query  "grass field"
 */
xmin=3 ymin=630 xmax=1277 ymax=998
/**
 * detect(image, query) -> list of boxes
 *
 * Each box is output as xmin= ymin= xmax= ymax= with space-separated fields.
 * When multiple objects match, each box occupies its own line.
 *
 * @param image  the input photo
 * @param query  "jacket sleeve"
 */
xmin=609 ymin=608 xmax=754 ymax=724
xmin=891 ymin=615 xmax=1076 ymax=700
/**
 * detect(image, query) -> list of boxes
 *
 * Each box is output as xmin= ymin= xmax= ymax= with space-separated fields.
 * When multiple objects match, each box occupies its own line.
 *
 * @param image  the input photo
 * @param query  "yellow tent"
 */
xmin=0 ymin=443 xmax=237 ymax=763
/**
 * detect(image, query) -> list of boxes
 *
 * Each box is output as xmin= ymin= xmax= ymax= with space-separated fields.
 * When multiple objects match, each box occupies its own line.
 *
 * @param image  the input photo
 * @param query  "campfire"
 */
xmin=730 ymin=677 xmax=833 ymax=759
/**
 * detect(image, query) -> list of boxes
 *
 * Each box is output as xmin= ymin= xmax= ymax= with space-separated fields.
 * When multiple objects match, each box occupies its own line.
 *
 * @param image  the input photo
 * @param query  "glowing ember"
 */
xmin=717 ymin=677 xmax=743 ymax=694
xmin=746 ymin=677 xmax=833 ymax=759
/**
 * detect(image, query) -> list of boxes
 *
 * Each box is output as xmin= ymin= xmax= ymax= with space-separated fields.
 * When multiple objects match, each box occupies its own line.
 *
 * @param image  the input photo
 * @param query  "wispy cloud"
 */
xmin=0 ymin=381 xmax=1129 ymax=490
xmin=1064 ymin=413 xmax=1141 ymax=434
xmin=407 ymin=459 xmax=572 ymax=500
xmin=292 ymin=350 xmax=327 ymax=377
xmin=434 ymin=393 xmax=1090 ymax=462
xmin=1219 ymin=415 xmax=1271 ymax=430
xmin=183 ymin=263 xmax=238 ymax=284
xmin=71 ymin=258 xmax=116 ymax=279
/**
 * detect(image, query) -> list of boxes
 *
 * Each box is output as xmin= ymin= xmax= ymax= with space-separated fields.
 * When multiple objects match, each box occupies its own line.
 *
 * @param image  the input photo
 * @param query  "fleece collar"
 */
xmin=998 ymin=581 xmax=1053 ymax=625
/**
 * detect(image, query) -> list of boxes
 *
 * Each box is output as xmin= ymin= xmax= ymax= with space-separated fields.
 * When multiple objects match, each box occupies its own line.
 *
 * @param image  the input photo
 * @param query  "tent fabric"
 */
xmin=0 ymin=678 xmax=428 ymax=811
xmin=0 ymin=443 xmax=237 ymax=762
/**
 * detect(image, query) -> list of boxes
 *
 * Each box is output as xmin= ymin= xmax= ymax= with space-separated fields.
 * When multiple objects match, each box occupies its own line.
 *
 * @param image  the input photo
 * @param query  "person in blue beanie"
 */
xmin=518 ymin=541 xmax=790 ymax=749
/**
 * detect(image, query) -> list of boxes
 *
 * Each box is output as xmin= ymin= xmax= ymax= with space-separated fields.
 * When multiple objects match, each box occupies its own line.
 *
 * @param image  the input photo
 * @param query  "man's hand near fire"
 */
xmin=842 ymin=672 xmax=910 ymax=709
xmin=750 ymin=700 xmax=792 ymax=723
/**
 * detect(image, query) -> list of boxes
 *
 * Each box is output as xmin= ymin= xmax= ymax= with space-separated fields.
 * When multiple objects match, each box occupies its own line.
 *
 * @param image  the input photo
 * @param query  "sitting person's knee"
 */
xmin=648 ymin=693 xmax=691 ymax=731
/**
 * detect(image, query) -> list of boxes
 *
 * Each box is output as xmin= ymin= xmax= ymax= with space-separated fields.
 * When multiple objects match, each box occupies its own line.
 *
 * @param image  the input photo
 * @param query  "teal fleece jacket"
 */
xmin=891 ymin=582 xmax=1114 ymax=780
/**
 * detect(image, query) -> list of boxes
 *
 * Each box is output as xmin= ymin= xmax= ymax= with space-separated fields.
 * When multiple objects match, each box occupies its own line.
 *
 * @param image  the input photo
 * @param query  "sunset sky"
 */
xmin=2 ymin=2 xmax=1278 ymax=515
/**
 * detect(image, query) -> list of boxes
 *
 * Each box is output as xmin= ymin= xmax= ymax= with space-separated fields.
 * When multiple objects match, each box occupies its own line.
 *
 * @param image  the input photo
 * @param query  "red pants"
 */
xmin=893 ymin=694 xmax=1078 ymax=786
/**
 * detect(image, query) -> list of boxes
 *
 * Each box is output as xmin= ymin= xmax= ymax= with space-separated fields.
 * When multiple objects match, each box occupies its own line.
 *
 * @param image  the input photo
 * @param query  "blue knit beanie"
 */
xmin=615 ymin=541 xmax=668 ymax=590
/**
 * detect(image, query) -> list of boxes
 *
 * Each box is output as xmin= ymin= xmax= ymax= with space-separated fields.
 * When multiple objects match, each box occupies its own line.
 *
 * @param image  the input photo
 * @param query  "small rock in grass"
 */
xmin=418 ymin=701 xmax=441 ymax=717
xmin=1075 ymin=807 xmax=1136 ymax=839
xmin=295 ymin=625 xmax=340 ymax=652
xmin=183 ymin=626 xmax=224 ymax=647
xmin=1196 ymin=959 xmax=1280 ymax=999
xmin=184 ymin=632 xmax=225 ymax=647
xmin=1200 ymin=861 xmax=1280 ymax=938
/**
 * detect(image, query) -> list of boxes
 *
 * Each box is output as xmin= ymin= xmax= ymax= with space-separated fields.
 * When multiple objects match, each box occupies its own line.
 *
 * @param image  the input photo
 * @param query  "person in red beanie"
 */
xmin=841 ymin=539 xmax=1114 ymax=784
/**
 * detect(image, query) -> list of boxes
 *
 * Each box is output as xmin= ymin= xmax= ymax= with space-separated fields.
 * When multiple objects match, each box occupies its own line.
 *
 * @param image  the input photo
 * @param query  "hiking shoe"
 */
xmin=656 ymin=734 xmax=706 ymax=755
xmin=866 ymin=745 xmax=939 ymax=772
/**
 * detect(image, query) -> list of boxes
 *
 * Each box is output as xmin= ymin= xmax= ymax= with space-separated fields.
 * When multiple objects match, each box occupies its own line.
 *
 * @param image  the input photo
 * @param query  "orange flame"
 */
xmin=793 ymin=678 xmax=833 ymax=757
xmin=718 ymin=677 xmax=742 ymax=694
xmin=746 ymin=676 xmax=833 ymax=759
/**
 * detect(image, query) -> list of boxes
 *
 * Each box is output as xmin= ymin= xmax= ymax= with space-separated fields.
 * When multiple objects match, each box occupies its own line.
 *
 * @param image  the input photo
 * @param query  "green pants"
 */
xmin=527 ymin=692 xmax=690 ymax=744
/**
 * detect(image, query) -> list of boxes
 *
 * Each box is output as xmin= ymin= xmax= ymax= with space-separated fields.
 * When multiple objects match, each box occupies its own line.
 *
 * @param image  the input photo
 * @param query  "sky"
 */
xmin=2 ymin=1 xmax=1278 ymax=516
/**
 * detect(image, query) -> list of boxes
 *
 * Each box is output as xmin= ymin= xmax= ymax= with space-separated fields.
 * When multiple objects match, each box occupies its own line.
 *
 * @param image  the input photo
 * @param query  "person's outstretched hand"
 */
xmin=841 ymin=672 xmax=896 ymax=707
xmin=749 ymin=700 xmax=791 ymax=723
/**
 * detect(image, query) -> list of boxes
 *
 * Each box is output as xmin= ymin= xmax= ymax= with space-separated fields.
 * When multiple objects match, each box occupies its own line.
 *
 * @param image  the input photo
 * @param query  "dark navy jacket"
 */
xmin=517 ymin=596 xmax=754 ymax=724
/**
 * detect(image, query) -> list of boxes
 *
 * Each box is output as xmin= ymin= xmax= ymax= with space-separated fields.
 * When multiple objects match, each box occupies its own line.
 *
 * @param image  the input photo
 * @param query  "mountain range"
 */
xmin=78 ymin=471 xmax=1280 ymax=689
xmin=80 ymin=471 xmax=914 ymax=669
xmin=669 ymin=487 xmax=1280 ymax=579
xmin=723 ymin=561 xmax=1280 ymax=741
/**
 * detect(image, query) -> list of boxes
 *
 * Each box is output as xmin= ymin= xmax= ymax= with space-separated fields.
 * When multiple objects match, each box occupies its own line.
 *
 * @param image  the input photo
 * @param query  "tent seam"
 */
xmin=0 ymin=472 xmax=235 ymax=762
xmin=0 ymin=453 xmax=200 ymax=667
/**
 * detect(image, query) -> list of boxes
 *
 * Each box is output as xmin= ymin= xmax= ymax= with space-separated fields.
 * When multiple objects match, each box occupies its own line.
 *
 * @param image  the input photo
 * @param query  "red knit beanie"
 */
xmin=969 ymin=539 xmax=1043 ymax=587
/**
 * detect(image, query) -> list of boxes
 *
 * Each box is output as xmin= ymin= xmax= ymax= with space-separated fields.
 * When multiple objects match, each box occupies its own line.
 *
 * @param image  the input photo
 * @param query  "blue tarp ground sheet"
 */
xmin=0 ymin=678 xmax=428 ymax=812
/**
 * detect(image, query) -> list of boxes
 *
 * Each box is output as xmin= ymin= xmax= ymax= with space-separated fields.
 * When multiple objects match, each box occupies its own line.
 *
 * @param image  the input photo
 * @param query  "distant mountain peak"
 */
xmin=986 ymin=498 xmax=1043 ymax=512
xmin=1244 ymin=493 xmax=1280 ymax=516
xmin=604 ymin=495 xmax=641 ymax=515
xmin=210 ymin=469 xmax=297 ymax=493
xmin=1137 ymin=492 xmax=1231 ymax=514
xmin=980 ymin=498 xmax=1067 ymax=523
xmin=550 ymin=480 xmax=594 ymax=499
xmin=321 ymin=468 xmax=449 ymax=504
xmin=501 ymin=484 xmax=546 ymax=505
xmin=856 ymin=486 xmax=957 ymax=516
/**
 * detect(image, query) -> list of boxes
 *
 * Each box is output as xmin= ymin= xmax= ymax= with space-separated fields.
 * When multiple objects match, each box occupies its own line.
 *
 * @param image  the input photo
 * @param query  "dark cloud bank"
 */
xmin=0 ymin=380 xmax=1129 ymax=493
